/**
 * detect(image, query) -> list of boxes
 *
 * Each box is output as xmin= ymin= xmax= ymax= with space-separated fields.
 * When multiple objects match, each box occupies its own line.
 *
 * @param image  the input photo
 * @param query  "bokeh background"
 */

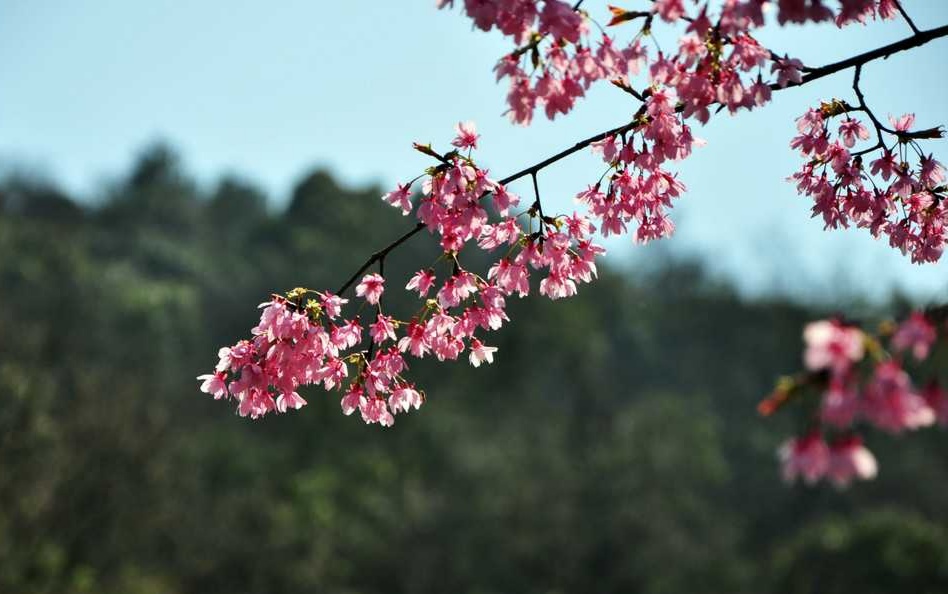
xmin=1 ymin=1 xmax=948 ymax=593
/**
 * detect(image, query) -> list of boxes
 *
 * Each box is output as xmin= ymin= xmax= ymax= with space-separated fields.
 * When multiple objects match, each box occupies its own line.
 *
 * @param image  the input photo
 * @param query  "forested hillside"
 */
xmin=1 ymin=145 xmax=946 ymax=594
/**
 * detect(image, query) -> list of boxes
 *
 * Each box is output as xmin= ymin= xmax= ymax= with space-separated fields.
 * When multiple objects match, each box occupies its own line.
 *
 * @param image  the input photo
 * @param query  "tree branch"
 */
xmin=336 ymin=222 xmax=426 ymax=295
xmin=849 ymin=63 xmax=890 ymax=156
xmin=333 ymin=22 xmax=948 ymax=297
xmin=771 ymin=23 xmax=948 ymax=91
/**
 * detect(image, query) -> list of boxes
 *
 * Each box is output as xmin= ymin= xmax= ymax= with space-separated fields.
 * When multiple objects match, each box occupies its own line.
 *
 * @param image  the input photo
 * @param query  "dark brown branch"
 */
xmin=529 ymin=171 xmax=550 ymax=236
xmin=771 ymin=24 xmax=948 ymax=91
xmin=498 ymin=120 xmax=639 ymax=187
xmin=337 ymin=222 xmax=426 ymax=295
xmin=850 ymin=63 xmax=890 ymax=156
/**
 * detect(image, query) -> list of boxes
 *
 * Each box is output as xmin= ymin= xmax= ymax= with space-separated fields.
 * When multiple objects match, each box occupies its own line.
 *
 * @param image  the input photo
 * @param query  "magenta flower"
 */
xmin=451 ymin=120 xmax=480 ymax=150
xmin=369 ymin=314 xmax=397 ymax=345
xmin=197 ymin=372 xmax=228 ymax=400
xmin=862 ymin=361 xmax=935 ymax=433
xmin=276 ymin=391 xmax=307 ymax=413
xmin=888 ymin=113 xmax=915 ymax=133
xmin=779 ymin=432 xmax=830 ymax=485
xmin=355 ymin=273 xmax=385 ymax=305
xmin=838 ymin=118 xmax=869 ymax=148
xmin=771 ymin=56 xmax=803 ymax=88
xmin=389 ymin=384 xmax=423 ymax=414
xmin=802 ymin=320 xmax=865 ymax=374
xmin=468 ymin=338 xmax=497 ymax=368
xmin=820 ymin=376 xmax=859 ymax=428
xmin=827 ymin=436 xmax=878 ymax=488
xmin=919 ymin=155 xmax=945 ymax=188
xmin=891 ymin=312 xmax=937 ymax=361
xmin=382 ymin=183 xmax=413 ymax=215
xmin=405 ymin=269 xmax=436 ymax=297
xmin=340 ymin=384 xmax=365 ymax=416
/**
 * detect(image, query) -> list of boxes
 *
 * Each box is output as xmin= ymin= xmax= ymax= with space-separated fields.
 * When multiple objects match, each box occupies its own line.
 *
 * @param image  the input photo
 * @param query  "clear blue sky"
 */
xmin=1 ymin=1 xmax=946 ymax=303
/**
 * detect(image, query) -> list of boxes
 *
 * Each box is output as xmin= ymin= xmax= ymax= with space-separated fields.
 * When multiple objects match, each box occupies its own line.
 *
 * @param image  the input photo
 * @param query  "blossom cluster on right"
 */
xmin=764 ymin=312 xmax=946 ymax=487
xmin=791 ymin=104 xmax=946 ymax=264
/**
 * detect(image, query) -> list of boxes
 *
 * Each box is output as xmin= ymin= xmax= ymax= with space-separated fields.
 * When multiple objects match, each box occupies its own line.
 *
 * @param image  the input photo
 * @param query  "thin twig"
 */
xmin=851 ymin=63 xmax=891 ymax=150
xmin=893 ymin=0 xmax=921 ymax=35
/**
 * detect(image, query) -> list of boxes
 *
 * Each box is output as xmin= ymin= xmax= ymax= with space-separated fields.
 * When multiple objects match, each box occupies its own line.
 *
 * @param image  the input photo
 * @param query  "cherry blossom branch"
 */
xmin=336 ymin=118 xmax=641 ymax=297
xmin=336 ymin=24 xmax=948 ymax=300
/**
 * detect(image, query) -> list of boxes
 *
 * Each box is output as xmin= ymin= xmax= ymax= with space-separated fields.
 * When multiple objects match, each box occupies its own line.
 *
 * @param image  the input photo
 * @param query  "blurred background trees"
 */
xmin=1 ymin=143 xmax=946 ymax=594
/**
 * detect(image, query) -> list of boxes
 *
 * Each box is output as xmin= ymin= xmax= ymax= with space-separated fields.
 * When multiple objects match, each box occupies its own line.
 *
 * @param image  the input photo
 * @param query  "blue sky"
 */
xmin=1 ymin=1 xmax=946 ymax=302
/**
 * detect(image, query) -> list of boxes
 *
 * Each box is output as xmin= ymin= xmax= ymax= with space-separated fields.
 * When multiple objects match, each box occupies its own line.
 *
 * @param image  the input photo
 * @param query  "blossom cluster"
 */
xmin=444 ymin=0 xmax=647 ymax=126
xmin=582 ymin=88 xmax=696 ymax=243
xmin=790 ymin=104 xmax=947 ymax=263
xmin=764 ymin=312 xmax=946 ymax=487
xmin=200 ymin=122 xmax=608 ymax=425
xmin=439 ymin=1 xmax=897 ymax=127
xmin=777 ymin=0 xmax=899 ymax=26
xmin=439 ymin=1 xmax=946 ymax=268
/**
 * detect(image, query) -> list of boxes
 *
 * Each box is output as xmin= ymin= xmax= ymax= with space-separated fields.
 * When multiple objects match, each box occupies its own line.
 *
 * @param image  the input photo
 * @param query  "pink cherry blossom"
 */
xmin=889 ymin=112 xmax=915 ymax=132
xmin=772 ymin=56 xmax=804 ymax=88
xmin=405 ymin=269 xmax=436 ymax=296
xmin=891 ymin=312 xmax=937 ymax=361
xmin=198 ymin=372 xmax=228 ymax=400
xmin=355 ymin=273 xmax=385 ymax=305
xmin=827 ymin=436 xmax=878 ymax=488
xmin=869 ymin=150 xmax=898 ymax=180
xmin=919 ymin=155 xmax=946 ymax=188
xmin=320 ymin=292 xmax=347 ymax=319
xmin=876 ymin=0 xmax=899 ymax=20
xmin=276 ymin=391 xmax=307 ymax=413
xmin=862 ymin=361 xmax=935 ymax=433
xmin=389 ymin=384 xmax=424 ymax=414
xmin=359 ymin=396 xmax=394 ymax=427
xmin=468 ymin=338 xmax=497 ymax=367
xmin=654 ymin=0 xmax=686 ymax=23
xmin=838 ymin=118 xmax=870 ymax=147
xmin=382 ymin=183 xmax=414 ymax=215
xmin=779 ymin=432 xmax=830 ymax=484
xmin=802 ymin=320 xmax=865 ymax=374
xmin=451 ymin=120 xmax=480 ymax=150
xmin=369 ymin=314 xmax=398 ymax=344
xmin=821 ymin=376 xmax=859 ymax=428
xmin=341 ymin=384 xmax=365 ymax=416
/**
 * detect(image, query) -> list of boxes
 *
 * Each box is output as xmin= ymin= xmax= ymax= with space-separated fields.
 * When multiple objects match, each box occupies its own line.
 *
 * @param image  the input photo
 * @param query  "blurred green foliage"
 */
xmin=0 ymin=144 xmax=946 ymax=594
